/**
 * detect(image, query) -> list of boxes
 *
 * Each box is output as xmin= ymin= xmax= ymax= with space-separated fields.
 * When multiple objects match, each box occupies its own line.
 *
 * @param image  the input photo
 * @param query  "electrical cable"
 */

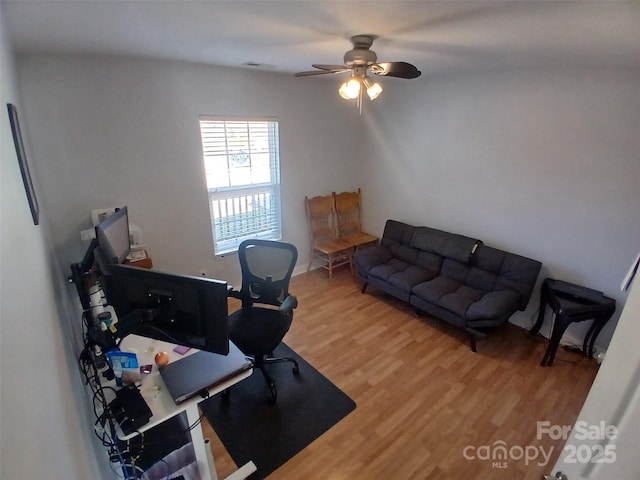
xmin=79 ymin=285 xmax=211 ymax=479
xmin=126 ymin=407 xmax=208 ymax=450
xmin=80 ymin=321 xmax=143 ymax=479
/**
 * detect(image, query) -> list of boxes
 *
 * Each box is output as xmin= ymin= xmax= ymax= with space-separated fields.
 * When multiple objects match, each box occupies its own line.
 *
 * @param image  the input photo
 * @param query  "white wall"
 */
xmin=14 ymin=54 xmax=640 ymax=356
xmin=0 ymin=10 xmax=104 ymax=479
xmin=361 ymin=68 xmax=640 ymax=350
xmin=14 ymin=50 xmax=640 ymax=355
xmin=16 ymin=54 xmax=364 ymax=289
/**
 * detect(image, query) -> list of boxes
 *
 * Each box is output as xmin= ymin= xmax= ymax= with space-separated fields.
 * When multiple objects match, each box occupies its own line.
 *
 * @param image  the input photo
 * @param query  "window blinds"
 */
xmin=199 ymin=118 xmax=282 ymax=255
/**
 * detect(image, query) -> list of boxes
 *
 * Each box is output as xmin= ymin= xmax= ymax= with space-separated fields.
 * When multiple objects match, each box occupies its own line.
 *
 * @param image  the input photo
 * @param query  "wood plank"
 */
xmin=201 ymin=269 xmax=598 ymax=479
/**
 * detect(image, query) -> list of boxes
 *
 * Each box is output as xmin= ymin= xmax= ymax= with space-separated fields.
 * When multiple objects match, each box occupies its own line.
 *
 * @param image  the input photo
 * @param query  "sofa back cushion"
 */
xmin=472 ymin=245 xmax=542 ymax=310
xmin=415 ymin=250 xmax=443 ymax=274
xmin=381 ymin=220 xmax=423 ymax=266
xmin=381 ymin=219 xmax=415 ymax=248
xmin=412 ymin=227 xmax=481 ymax=265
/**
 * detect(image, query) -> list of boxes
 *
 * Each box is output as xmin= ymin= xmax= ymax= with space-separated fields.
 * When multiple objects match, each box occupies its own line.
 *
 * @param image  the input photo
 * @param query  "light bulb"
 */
xmin=338 ymin=77 xmax=361 ymax=100
xmin=363 ymin=77 xmax=383 ymax=100
xmin=338 ymin=83 xmax=351 ymax=99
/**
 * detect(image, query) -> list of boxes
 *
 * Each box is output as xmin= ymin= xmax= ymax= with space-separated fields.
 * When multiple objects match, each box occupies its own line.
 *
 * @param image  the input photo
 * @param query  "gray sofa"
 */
xmin=353 ymin=220 xmax=542 ymax=351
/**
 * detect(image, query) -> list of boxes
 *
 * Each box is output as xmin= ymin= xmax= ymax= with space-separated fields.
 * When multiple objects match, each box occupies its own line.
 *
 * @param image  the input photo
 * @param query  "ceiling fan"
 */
xmin=294 ymin=34 xmax=421 ymax=111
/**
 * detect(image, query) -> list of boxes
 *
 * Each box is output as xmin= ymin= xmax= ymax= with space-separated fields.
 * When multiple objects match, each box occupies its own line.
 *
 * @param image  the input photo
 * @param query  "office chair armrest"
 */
xmin=279 ymin=294 xmax=298 ymax=313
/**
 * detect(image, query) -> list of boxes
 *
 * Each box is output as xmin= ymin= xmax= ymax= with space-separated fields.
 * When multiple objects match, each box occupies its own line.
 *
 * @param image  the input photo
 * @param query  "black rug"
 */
xmin=201 ymin=343 xmax=356 ymax=479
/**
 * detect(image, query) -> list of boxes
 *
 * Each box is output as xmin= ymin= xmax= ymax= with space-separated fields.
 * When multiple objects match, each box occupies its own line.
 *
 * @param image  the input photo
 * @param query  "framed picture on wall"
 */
xmin=7 ymin=103 xmax=39 ymax=225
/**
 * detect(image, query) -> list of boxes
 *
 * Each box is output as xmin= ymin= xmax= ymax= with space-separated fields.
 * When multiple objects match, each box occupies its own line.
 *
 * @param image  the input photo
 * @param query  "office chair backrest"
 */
xmin=237 ymin=239 xmax=298 ymax=308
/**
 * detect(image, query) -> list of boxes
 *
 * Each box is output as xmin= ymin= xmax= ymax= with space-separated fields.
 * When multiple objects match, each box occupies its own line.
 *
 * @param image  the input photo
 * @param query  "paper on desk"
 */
xmin=126 ymin=250 xmax=148 ymax=262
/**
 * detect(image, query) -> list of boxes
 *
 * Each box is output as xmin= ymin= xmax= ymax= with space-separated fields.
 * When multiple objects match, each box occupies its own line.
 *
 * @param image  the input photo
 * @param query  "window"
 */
xmin=199 ymin=117 xmax=281 ymax=255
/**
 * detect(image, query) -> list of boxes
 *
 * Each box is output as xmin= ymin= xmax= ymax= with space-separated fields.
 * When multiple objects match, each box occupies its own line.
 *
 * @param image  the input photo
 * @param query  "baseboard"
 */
xmin=293 ymin=264 xmax=311 ymax=277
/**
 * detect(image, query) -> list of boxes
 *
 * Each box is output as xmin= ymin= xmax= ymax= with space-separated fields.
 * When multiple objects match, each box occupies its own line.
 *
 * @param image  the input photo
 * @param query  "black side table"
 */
xmin=529 ymin=278 xmax=616 ymax=366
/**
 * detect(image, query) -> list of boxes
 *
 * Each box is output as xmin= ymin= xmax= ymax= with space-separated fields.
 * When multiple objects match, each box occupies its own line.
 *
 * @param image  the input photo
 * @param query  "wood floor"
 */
xmin=202 ymin=268 xmax=599 ymax=480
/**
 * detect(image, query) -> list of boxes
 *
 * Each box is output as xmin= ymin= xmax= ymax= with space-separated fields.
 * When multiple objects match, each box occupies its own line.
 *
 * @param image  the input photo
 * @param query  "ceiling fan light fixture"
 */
xmin=338 ymin=77 xmax=361 ymax=100
xmin=363 ymin=77 xmax=383 ymax=100
xmin=296 ymin=34 xmax=420 ymax=112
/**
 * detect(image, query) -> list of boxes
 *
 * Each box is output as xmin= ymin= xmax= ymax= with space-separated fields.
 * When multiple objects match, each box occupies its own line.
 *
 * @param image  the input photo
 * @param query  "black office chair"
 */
xmin=227 ymin=239 xmax=300 ymax=403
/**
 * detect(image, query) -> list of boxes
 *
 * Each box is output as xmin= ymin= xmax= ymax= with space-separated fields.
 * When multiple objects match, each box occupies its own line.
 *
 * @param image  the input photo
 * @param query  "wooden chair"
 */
xmin=304 ymin=195 xmax=353 ymax=282
xmin=333 ymin=188 xmax=379 ymax=250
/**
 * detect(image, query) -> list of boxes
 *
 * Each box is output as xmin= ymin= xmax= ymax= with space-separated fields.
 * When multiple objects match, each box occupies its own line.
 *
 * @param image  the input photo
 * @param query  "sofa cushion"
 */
xmin=465 ymin=290 xmax=521 ymax=321
xmin=466 ymin=267 xmax=499 ymax=292
xmin=474 ymin=245 xmax=542 ymax=310
xmin=494 ymin=254 xmax=543 ymax=309
xmin=369 ymin=260 xmax=436 ymax=293
xmin=380 ymin=219 xmax=416 ymax=248
xmin=412 ymin=277 xmax=485 ymax=318
xmin=415 ymin=250 xmax=443 ymax=273
xmin=439 ymin=288 xmax=486 ymax=318
xmin=412 ymin=227 xmax=481 ymax=265
xmin=440 ymin=258 xmax=472 ymax=283
xmin=412 ymin=276 xmax=460 ymax=304
xmin=388 ymin=243 xmax=420 ymax=264
xmin=353 ymin=244 xmax=393 ymax=274
xmin=412 ymin=277 xmax=520 ymax=321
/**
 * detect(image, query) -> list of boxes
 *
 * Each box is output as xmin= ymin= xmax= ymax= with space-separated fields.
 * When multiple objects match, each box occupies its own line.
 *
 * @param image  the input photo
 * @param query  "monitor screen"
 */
xmin=103 ymin=264 xmax=230 ymax=355
xmin=95 ymin=206 xmax=130 ymax=264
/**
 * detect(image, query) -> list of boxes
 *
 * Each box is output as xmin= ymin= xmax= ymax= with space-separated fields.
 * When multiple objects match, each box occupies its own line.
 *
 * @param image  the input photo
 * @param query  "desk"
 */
xmin=530 ymin=278 xmax=616 ymax=367
xmin=113 ymin=335 xmax=256 ymax=479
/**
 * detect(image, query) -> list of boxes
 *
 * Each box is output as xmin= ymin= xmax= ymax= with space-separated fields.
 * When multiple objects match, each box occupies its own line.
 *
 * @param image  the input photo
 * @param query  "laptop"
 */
xmin=159 ymin=341 xmax=252 ymax=405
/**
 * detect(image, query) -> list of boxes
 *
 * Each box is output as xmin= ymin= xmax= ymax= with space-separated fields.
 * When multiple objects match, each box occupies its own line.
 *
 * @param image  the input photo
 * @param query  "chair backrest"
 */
xmin=237 ymin=239 xmax=298 ymax=308
xmin=305 ymin=194 xmax=337 ymax=244
xmin=333 ymin=188 xmax=364 ymax=237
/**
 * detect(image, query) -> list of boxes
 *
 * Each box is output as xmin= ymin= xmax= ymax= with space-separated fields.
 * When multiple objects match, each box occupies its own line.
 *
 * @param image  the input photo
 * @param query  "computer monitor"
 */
xmin=103 ymin=264 xmax=230 ymax=355
xmin=69 ymin=238 xmax=98 ymax=311
xmin=95 ymin=206 xmax=130 ymax=264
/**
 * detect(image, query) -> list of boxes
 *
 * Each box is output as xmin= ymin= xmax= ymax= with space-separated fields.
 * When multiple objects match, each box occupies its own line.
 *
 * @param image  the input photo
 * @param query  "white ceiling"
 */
xmin=3 ymin=1 xmax=640 ymax=79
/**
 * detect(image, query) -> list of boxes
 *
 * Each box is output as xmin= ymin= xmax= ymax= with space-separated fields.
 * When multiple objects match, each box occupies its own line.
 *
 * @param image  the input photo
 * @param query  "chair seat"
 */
xmin=313 ymin=237 xmax=353 ymax=255
xmin=311 ymin=238 xmax=353 ymax=280
xmin=228 ymin=307 xmax=293 ymax=357
xmin=341 ymin=231 xmax=378 ymax=248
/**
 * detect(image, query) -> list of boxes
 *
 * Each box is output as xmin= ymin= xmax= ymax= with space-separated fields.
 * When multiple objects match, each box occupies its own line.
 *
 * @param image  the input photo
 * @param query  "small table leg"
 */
xmin=541 ymin=313 xmax=572 ymax=366
xmin=582 ymin=309 xmax=615 ymax=358
xmin=531 ymin=278 xmax=616 ymax=367
xmin=529 ymin=284 xmax=549 ymax=336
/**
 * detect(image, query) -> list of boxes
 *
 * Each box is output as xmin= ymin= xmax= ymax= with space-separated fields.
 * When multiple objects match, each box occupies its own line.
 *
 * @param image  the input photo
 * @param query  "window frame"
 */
xmin=199 ymin=116 xmax=282 ymax=256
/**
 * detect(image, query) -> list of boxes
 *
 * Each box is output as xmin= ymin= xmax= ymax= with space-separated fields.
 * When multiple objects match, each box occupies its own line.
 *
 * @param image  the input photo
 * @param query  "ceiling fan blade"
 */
xmin=294 ymin=69 xmax=350 ymax=77
xmin=371 ymin=62 xmax=422 ymax=79
xmin=295 ymin=70 xmax=336 ymax=77
xmin=312 ymin=64 xmax=350 ymax=71
xmin=295 ymin=64 xmax=351 ymax=77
